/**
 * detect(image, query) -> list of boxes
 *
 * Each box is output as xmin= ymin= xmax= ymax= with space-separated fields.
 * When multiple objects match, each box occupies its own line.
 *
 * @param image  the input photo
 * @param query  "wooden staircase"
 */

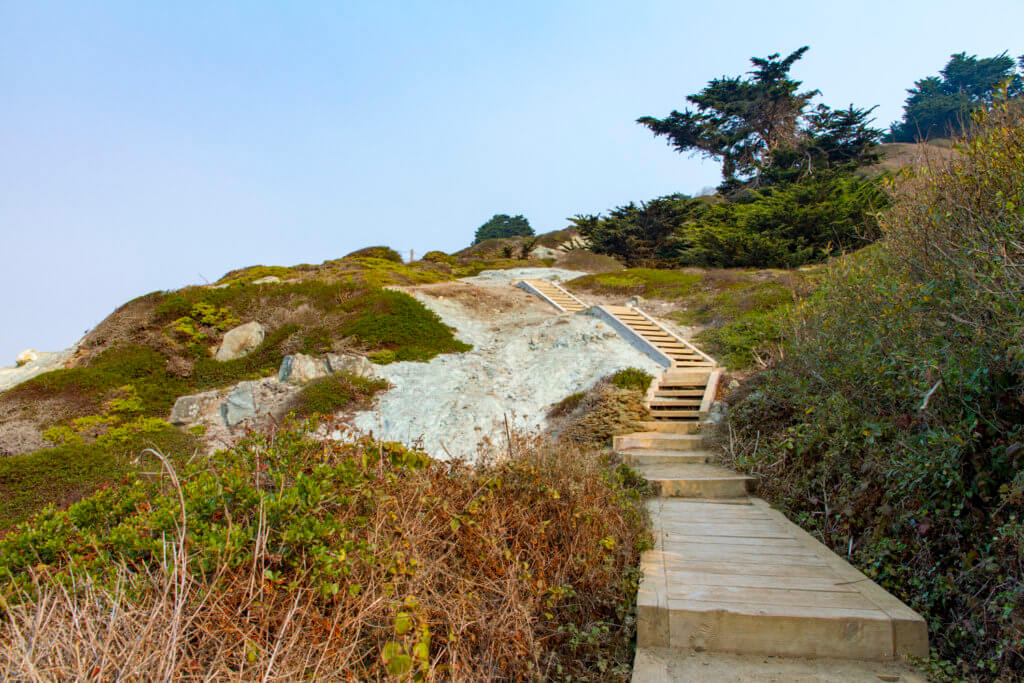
xmin=513 ymin=279 xmax=929 ymax=675
xmin=602 ymin=305 xmax=714 ymax=369
xmin=516 ymin=279 xmax=589 ymax=313
xmin=595 ymin=305 xmax=722 ymax=430
xmin=615 ymin=426 xmax=929 ymax=675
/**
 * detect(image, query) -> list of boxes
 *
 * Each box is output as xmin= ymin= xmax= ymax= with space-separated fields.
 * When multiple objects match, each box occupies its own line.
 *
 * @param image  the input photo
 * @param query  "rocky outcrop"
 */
xmin=251 ymin=276 xmax=282 ymax=285
xmin=214 ymin=321 xmax=265 ymax=361
xmin=278 ymin=352 xmax=376 ymax=384
xmin=278 ymin=354 xmax=329 ymax=384
xmin=169 ymin=352 xmax=376 ymax=450
xmin=326 ymin=353 xmax=375 ymax=378
xmin=221 ymin=383 xmax=258 ymax=427
xmin=0 ymin=348 xmax=77 ymax=393
xmin=15 ymin=349 xmax=38 ymax=367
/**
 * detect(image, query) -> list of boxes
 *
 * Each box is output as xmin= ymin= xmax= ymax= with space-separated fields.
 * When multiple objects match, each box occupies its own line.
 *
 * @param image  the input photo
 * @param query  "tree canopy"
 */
xmin=637 ymin=47 xmax=882 ymax=192
xmin=473 ymin=214 xmax=534 ymax=244
xmin=887 ymin=52 xmax=1024 ymax=142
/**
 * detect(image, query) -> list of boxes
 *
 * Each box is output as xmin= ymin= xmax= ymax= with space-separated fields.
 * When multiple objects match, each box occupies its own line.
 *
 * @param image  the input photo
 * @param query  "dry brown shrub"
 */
xmin=553 ymin=382 xmax=650 ymax=447
xmin=555 ymin=250 xmax=624 ymax=273
xmin=0 ymin=428 xmax=648 ymax=680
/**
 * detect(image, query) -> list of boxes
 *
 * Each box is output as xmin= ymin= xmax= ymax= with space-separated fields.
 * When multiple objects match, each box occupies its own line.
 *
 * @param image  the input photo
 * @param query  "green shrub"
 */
xmin=0 ymin=427 xmax=649 ymax=680
xmin=292 ymin=373 xmax=388 ymax=418
xmin=344 ymin=246 xmax=404 ymax=262
xmin=568 ymin=268 xmax=701 ymax=300
xmin=0 ymin=420 xmax=198 ymax=530
xmin=721 ymin=102 xmax=1024 ymax=677
xmin=571 ymin=171 xmax=887 ymax=269
xmin=421 ymin=250 xmax=455 ymax=264
xmin=214 ymin=265 xmax=295 ymax=286
xmin=609 ymin=368 xmax=653 ymax=393
xmin=339 ymin=289 xmax=471 ymax=362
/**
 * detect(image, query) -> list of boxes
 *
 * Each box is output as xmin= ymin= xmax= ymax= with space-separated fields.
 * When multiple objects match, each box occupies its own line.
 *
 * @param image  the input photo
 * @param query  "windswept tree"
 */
xmin=473 ymin=214 xmax=533 ymax=244
xmin=638 ymin=47 xmax=881 ymax=191
xmin=887 ymin=52 xmax=1024 ymax=142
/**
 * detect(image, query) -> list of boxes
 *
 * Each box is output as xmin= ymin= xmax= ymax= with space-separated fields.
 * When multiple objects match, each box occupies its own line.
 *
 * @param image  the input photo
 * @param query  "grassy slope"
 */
xmin=0 ymin=257 xmax=483 ymax=530
xmin=567 ymin=266 xmax=818 ymax=369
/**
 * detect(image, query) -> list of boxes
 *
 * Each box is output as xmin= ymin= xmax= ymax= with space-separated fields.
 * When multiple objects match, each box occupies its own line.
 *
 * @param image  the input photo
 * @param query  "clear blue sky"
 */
xmin=2 ymin=1 xmax=1022 ymax=363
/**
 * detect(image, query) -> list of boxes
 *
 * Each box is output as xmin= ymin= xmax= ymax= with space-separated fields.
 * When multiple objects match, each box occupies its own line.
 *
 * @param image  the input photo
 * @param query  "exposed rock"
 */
xmin=169 ymin=391 xmax=219 ymax=425
xmin=727 ymin=379 xmax=740 ymax=390
xmin=221 ymin=383 xmax=257 ymax=427
xmin=15 ymin=349 xmax=38 ymax=367
xmin=325 ymin=353 xmax=376 ymax=378
xmin=530 ymin=245 xmax=562 ymax=260
xmin=214 ymin=321 xmax=265 ymax=362
xmin=279 ymin=353 xmax=330 ymax=384
xmin=0 ymin=348 xmax=77 ymax=393
xmin=251 ymin=276 xmax=282 ymax=285
xmin=167 ymin=379 xmax=300 ymax=452
xmin=350 ymin=276 xmax=662 ymax=461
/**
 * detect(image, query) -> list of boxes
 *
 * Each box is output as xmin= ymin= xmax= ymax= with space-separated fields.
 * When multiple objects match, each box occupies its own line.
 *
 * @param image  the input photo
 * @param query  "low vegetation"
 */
xmin=0 ymin=423 xmax=649 ymax=680
xmin=719 ymin=102 xmax=1024 ymax=677
xmin=549 ymin=371 xmax=652 ymax=448
xmin=292 ymin=373 xmax=389 ymax=418
xmin=0 ymin=277 xmax=470 ymax=529
xmin=567 ymin=267 xmax=813 ymax=370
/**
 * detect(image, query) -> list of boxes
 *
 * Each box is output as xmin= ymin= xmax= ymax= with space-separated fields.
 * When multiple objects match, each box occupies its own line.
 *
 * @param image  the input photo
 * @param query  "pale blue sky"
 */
xmin=2 ymin=1 xmax=1022 ymax=362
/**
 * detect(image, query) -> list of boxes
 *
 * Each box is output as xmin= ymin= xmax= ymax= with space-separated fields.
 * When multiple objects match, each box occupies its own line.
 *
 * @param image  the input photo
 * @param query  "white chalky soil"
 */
xmin=350 ymin=269 xmax=662 ymax=460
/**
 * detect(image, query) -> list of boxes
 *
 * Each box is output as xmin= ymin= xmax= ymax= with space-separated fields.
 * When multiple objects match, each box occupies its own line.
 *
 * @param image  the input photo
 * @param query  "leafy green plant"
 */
xmin=720 ymin=101 xmax=1024 ymax=677
xmin=292 ymin=373 xmax=388 ymax=418
xmin=473 ymin=214 xmax=533 ymax=244
xmin=609 ymin=368 xmax=653 ymax=393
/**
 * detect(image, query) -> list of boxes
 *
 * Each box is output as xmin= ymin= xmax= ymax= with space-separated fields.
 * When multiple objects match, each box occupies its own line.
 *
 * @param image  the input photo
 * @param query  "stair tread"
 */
xmin=636 ymin=463 xmax=755 ymax=481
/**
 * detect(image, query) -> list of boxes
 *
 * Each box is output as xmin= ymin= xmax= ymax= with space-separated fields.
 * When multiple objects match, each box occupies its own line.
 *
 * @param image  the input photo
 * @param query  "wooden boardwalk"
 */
xmin=516 ymin=279 xmax=929 ymax=678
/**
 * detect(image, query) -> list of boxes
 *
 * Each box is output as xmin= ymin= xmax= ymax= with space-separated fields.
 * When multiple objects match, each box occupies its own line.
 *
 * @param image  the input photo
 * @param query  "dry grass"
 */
xmin=0 ymin=424 xmax=648 ymax=680
xmin=550 ymin=380 xmax=650 ymax=448
xmin=555 ymin=251 xmax=624 ymax=273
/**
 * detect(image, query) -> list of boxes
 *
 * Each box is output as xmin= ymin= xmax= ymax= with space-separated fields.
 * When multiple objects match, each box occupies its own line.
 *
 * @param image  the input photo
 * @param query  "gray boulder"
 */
xmin=170 ymin=392 xmax=217 ymax=425
xmin=326 ymin=353 xmax=376 ymax=378
xmin=214 ymin=321 xmax=265 ymax=362
xmin=221 ymin=383 xmax=257 ymax=427
xmin=278 ymin=353 xmax=330 ymax=384
xmin=251 ymin=276 xmax=282 ymax=285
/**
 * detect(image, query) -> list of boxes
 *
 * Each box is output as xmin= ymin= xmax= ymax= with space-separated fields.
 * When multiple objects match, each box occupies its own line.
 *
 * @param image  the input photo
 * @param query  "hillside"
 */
xmin=1 ymin=104 xmax=1022 ymax=681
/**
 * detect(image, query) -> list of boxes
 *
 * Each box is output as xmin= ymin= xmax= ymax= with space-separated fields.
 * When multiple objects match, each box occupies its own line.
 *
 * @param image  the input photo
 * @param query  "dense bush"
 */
xmin=721 ymin=102 xmax=1024 ymax=678
xmin=0 ymin=424 xmax=649 ymax=680
xmin=473 ymin=214 xmax=534 ymax=244
xmin=343 ymin=245 xmax=404 ymax=262
xmin=572 ymin=172 xmax=886 ymax=269
xmin=609 ymin=368 xmax=653 ymax=393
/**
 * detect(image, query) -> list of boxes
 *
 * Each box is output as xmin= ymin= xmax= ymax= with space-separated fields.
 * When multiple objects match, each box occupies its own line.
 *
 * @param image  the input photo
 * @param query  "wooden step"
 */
xmin=638 ymin=420 xmax=701 ymax=434
xmin=637 ymin=499 xmax=929 ymax=660
xmin=654 ymin=389 xmax=705 ymax=397
xmin=651 ymin=398 xmax=702 ymax=407
xmin=619 ymin=449 xmax=711 ymax=466
xmin=635 ymin=463 xmax=755 ymax=498
xmin=614 ymin=432 xmax=704 ymax=451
